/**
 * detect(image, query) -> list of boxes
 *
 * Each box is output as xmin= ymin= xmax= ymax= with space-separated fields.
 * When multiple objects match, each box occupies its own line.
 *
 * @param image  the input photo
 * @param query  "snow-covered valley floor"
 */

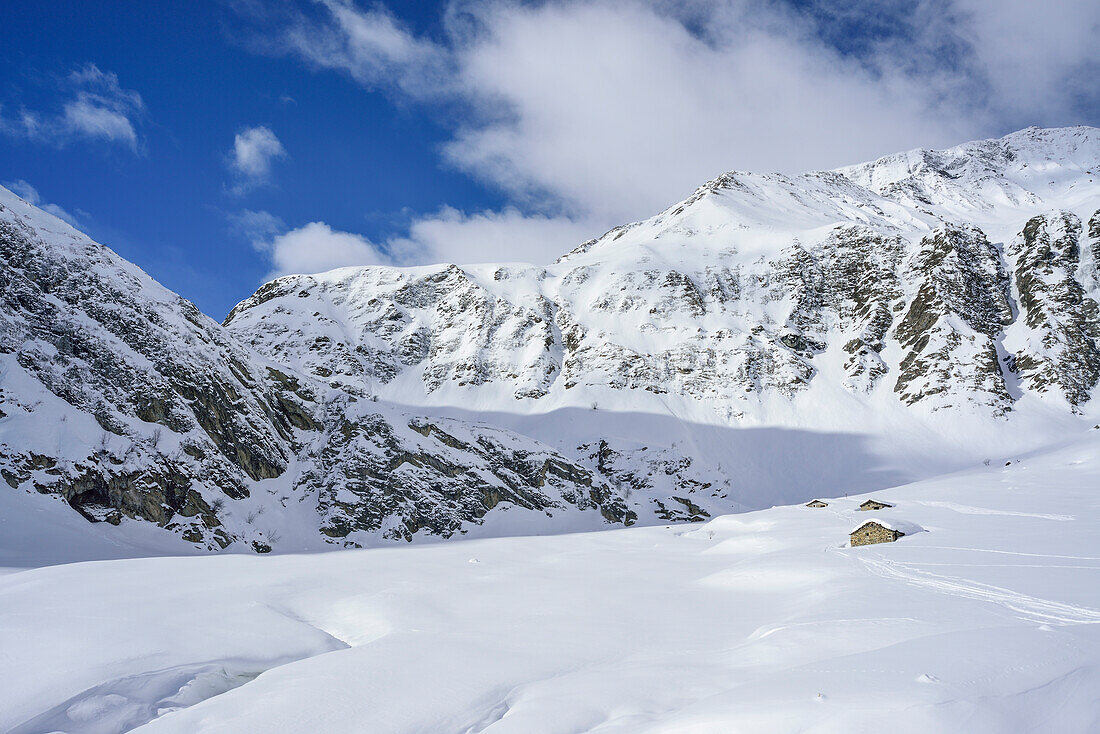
xmin=4 ymin=431 xmax=1100 ymax=733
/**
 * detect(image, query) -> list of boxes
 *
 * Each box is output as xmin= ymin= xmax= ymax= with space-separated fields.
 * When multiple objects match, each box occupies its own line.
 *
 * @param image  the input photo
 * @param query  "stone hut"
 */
xmin=859 ymin=499 xmax=894 ymax=511
xmin=850 ymin=520 xmax=904 ymax=547
xmin=805 ymin=499 xmax=829 ymax=508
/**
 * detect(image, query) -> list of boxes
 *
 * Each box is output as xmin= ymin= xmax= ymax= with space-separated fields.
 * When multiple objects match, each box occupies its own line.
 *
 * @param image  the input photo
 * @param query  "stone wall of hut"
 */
xmin=851 ymin=524 xmax=902 ymax=546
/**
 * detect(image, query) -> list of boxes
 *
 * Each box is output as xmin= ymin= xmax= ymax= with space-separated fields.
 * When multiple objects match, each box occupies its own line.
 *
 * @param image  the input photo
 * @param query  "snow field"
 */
xmin=3 ymin=431 xmax=1100 ymax=733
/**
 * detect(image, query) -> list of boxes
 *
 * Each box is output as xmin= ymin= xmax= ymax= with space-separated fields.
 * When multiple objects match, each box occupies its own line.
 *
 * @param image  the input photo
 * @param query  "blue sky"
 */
xmin=2 ymin=1 xmax=1097 ymax=318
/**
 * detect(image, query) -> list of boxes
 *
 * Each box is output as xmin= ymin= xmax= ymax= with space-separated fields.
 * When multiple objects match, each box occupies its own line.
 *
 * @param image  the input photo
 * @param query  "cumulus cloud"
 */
xmin=278 ymin=0 xmax=448 ymax=96
xmin=239 ymin=0 xmax=1100 ymax=268
xmin=229 ymin=126 xmax=287 ymax=192
xmin=242 ymin=218 xmax=386 ymax=277
xmin=0 ymin=64 xmax=144 ymax=151
xmin=389 ymin=206 xmax=602 ymax=265
xmin=265 ymin=222 xmax=387 ymax=276
xmin=239 ymin=205 xmax=597 ymax=279
xmin=3 ymin=179 xmax=82 ymax=227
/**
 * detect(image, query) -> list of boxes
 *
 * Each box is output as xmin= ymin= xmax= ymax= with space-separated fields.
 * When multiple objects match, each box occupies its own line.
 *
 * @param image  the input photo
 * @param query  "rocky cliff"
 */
xmin=4 ymin=126 xmax=1100 ymax=551
xmin=0 ymin=187 xmax=631 ymax=550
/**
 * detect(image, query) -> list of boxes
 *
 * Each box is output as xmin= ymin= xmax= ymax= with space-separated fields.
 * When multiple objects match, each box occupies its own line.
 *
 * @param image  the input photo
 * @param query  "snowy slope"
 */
xmin=0 ymin=185 xmax=636 ymax=552
xmin=227 ymin=128 xmax=1100 ymax=429
xmin=3 ymin=429 xmax=1099 ymax=733
xmin=837 ymin=126 xmax=1100 ymax=242
xmin=224 ymin=126 xmax=1100 ymax=528
xmin=3 ymin=126 xmax=1100 ymax=552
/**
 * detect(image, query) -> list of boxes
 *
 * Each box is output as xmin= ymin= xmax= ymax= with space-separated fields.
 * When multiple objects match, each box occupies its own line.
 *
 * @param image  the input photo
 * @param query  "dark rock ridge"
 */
xmin=0 ymin=191 xmax=632 ymax=549
xmin=304 ymin=409 xmax=623 ymax=543
xmin=893 ymin=225 xmax=1014 ymax=412
xmin=4 ymin=126 xmax=1100 ymax=550
xmin=1008 ymin=212 xmax=1100 ymax=408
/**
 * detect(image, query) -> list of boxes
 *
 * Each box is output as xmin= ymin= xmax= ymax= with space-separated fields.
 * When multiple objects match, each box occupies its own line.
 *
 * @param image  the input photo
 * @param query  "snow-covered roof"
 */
xmin=851 ymin=518 xmax=925 ymax=535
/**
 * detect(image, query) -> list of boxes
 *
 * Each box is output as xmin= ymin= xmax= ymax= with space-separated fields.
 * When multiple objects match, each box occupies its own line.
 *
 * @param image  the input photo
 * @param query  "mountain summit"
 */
xmin=3 ymin=126 xmax=1099 ymax=551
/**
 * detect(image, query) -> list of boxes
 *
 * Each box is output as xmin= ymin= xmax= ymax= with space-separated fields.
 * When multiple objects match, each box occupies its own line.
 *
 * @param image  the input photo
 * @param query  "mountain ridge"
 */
xmin=3 ymin=126 xmax=1100 ymax=552
xmin=225 ymin=126 xmax=1100 ymax=420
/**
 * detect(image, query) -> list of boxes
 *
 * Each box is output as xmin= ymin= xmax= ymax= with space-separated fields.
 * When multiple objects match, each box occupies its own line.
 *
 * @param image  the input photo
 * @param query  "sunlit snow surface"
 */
xmin=3 ymin=431 xmax=1100 ymax=733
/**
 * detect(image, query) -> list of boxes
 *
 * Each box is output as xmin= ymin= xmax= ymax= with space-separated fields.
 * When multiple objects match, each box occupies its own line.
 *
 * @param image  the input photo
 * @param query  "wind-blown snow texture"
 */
xmin=2 ymin=126 xmax=1100 ymax=551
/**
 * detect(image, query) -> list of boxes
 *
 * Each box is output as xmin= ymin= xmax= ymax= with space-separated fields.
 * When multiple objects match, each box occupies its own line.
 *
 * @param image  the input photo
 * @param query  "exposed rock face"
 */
xmin=0 ymin=199 xmax=308 ymax=548
xmin=4 ymin=126 xmax=1100 ymax=551
xmin=893 ymin=226 xmax=1014 ymax=411
xmin=577 ymin=439 xmax=737 ymax=523
xmin=820 ymin=228 xmax=905 ymax=392
xmin=228 ymin=228 xmax=904 ymax=410
xmin=1080 ymin=211 xmax=1100 ymax=293
xmin=226 ymin=264 xmax=562 ymax=401
xmin=1008 ymin=212 xmax=1100 ymax=407
xmin=0 ymin=188 xmax=632 ymax=549
xmin=303 ymin=408 xmax=619 ymax=542
xmin=228 ymin=220 xmax=1024 ymax=415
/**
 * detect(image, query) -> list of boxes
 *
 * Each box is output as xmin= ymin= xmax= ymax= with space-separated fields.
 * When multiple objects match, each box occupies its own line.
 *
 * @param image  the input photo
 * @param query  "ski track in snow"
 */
xmin=5 ymin=432 xmax=1100 ymax=732
xmin=856 ymin=555 xmax=1100 ymax=626
xmin=910 ymin=500 xmax=1076 ymax=521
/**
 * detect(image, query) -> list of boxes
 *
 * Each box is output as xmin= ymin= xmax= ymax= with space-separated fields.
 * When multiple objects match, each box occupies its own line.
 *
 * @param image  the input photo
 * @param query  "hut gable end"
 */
xmin=859 ymin=499 xmax=894 ymax=511
xmin=806 ymin=499 xmax=828 ymax=508
xmin=850 ymin=520 xmax=904 ymax=547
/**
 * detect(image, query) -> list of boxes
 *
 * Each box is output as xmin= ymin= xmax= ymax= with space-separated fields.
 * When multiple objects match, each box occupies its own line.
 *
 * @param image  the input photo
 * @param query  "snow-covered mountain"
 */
xmin=3 ymin=126 xmax=1100 ymax=551
xmin=227 ymin=127 xmax=1100 ymax=419
xmin=0 ymin=187 xmax=632 ymax=550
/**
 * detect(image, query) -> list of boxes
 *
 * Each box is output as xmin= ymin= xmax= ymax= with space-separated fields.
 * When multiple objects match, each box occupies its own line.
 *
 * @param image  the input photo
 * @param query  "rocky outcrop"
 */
xmin=226 ymin=265 xmax=562 ymax=400
xmin=1008 ymin=212 xmax=1100 ymax=407
xmin=0 ymin=205 xmax=304 ymax=547
xmin=821 ymin=228 xmax=906 ymax=392
xmin=0 ymin=189 xmax=631 ymax=550
xmin=301 ymin=410 xmax=623 ymax=543
xmin=578 ymin=439 xmax=736 ymax=523
xmin=5 ymin=127 xmax=1100 ymax=552
xmin=893 ymin=226 xmax=1014 ymax=411
xmin=1080 ymin=210 xmax=1100 ymax=294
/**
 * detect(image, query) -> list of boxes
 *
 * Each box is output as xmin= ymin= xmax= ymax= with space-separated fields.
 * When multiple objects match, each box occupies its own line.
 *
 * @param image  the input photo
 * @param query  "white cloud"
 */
xmin=256 ymin=221 xmax=386 ymax=277
xmin=3 ymin=179 xmax=81 ymax=227
xmin=389 ymin=206 xmax=601 ymax=265
xmin=442 ymin=1 xmax=976 ymax=222
xmin=243 ymin=205 xmax=596 ymax=279
xmin=0 ymin=64 xmax=144 ymax=151
xmin=63 ymin=100 xmax=138 ymax=145
xmin=278 ymin=0 xmax=448 ymax=96
xmin=230 ymin=126 xmax=287 ymax=192
xmin=947 ymin=0 xmax=1100 ymax=128
xmin=243 ymin=0 xmax=1100 ymax=267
